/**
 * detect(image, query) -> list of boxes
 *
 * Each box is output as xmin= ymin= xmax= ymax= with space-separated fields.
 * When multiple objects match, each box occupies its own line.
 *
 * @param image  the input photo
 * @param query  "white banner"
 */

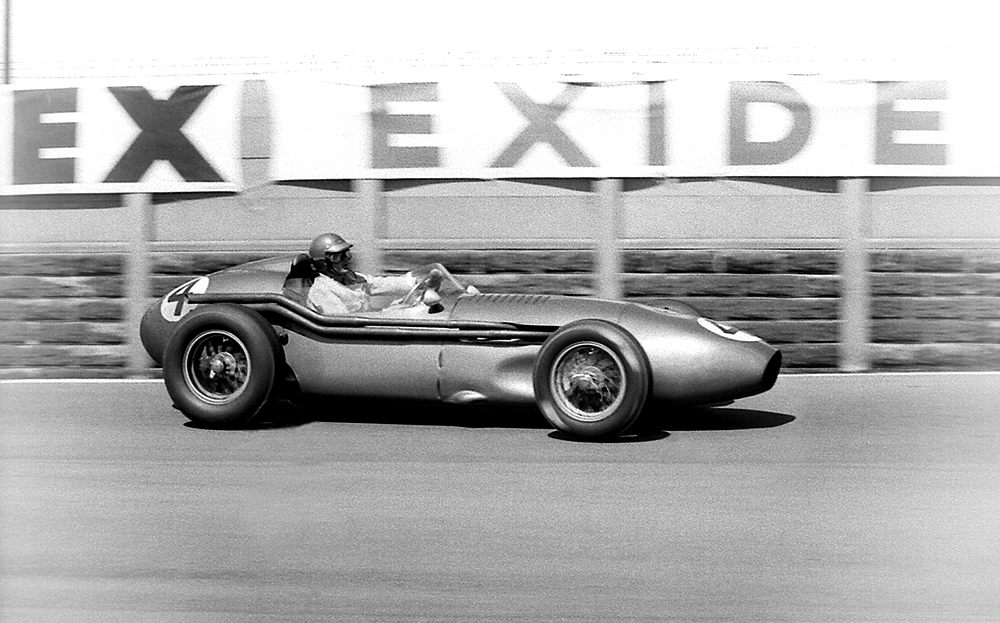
xmin=0 ymin=83 xmax=243 ymax=195
xmin=271 ymin=78 xmax=1000 ymax=178
xmin=5 ymin=78 xmax=999 ymax=195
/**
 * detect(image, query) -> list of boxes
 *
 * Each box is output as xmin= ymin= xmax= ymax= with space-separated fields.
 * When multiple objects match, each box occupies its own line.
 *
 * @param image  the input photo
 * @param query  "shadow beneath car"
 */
xmin=547 ymin=405 xmax=795 ymax=443
xmin=652 ymin=405 xmax=797 ymax=431
xmin=546 ymin=429 xmax=672 ymax=444
xmin=182 ymin=414 xmax=310 ymax=431
xmin=245 ymin=397 xmax=553 ymax=432
xmin=184 ymin=398 xmax=795 ymax=442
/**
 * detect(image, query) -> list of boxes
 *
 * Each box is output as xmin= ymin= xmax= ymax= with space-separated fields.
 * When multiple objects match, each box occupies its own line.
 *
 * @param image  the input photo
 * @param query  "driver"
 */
xmin=305 ymin=233 xmax=418 ymax=314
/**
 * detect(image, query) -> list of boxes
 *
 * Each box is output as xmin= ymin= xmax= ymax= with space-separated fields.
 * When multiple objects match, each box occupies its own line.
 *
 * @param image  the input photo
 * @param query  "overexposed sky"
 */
xmin=3 ymin=0 xmax=995 ymax=82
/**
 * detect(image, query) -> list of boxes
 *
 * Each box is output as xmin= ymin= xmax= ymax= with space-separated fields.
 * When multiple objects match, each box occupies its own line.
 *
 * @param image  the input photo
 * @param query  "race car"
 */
xmin=140 ymin=253 xmax=781 ymax=439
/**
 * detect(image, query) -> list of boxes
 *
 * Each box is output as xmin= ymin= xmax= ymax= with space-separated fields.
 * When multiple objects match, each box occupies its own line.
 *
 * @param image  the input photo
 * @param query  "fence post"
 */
xmin=838 ymin=178 xmax=871 ymax=371
xmin=124 ymin=193 xmax=153 ymax=375
xmin=595 ymin=178 xmax=623 ymax=300
xmin=355 ymin=179 xmax=383 ymax=276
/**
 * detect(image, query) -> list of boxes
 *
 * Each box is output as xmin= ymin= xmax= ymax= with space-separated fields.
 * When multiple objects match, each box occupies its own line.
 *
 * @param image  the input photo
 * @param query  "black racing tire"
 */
xmin=162 ymin=304 xmax=283 ymax=427
xmin=532 ymin=319 xmax=650 ymax=440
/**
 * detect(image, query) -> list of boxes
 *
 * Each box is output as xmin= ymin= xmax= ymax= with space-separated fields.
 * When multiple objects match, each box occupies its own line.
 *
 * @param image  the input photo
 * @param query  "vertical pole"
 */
xmin=124 ymin=193 xmax=153 ymax=375
xmin=839 ymin=178 xmax=871 ymax=371
xmin=3 ymin=0 xmax=10 ymax=84
xmin=355 ymin=179 xmax=383 ymax=276
xmin=239 ymin=79 xmax=271 ymax=188
xmin=595 ymin=178 xmax=623 ymax=300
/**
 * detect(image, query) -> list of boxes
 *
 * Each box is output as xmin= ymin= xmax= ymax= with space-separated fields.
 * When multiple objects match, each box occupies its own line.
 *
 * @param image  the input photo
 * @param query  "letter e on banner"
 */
xmin=371 ymin=83 xmax=441 ymax=169
xmin=13 ymin=89 xmax=78 ymax=185
xmin=875 ymin=81 xmax=948 ymax=166
xmin=729 ymin=82 xmax=812 ymax=166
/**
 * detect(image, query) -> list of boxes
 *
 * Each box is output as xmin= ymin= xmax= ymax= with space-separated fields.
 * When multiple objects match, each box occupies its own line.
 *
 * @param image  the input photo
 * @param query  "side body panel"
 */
xmin=436 ymin=294 xmax=624 ymax=404
xmin=438 ymin=343 xmax=540 ymax=405
xmin=283 ymin=332 xmax=442 ymax=399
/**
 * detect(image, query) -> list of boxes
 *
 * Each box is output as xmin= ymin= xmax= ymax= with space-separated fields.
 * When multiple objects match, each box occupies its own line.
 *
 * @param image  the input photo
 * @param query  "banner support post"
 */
xmin=124 ymin=192 xmax=153 ymax=375
xmin=838 ymin=178 xmax=872 ymax=371
xmin=595 ymin=178 xmax=623 ymax=300
xmin=355 ymin=179 xmax=383 ymax=277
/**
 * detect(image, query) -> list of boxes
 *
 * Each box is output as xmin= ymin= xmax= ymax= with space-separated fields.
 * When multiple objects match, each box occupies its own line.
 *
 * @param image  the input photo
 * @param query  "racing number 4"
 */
xmin=161 ymin=276 xmax=209 ymax=322
xmin=167 ymin=279 xmax=199 ymax=316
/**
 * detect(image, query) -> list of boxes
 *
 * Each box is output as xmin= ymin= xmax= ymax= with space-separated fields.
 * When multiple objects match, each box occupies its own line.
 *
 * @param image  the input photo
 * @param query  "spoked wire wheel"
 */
xmin=182 ymin=329 xmax=251 ymax=405
xmin=550 ymin=341 xmax=626 ymax=423
xmin=533 ymin=319 xmax=650 ymax=440
xmin=163 ymin=304 xmax=282 ymax=427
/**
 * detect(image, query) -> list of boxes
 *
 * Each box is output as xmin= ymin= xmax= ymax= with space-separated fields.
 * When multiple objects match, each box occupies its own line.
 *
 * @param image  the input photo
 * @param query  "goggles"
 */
xmin=324 ymin=249 xmax=351 ymax=263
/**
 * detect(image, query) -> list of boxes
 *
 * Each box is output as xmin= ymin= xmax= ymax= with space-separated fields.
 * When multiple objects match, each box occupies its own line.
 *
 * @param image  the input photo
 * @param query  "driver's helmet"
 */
xmin=308 ymin=233 xmax=352 ymax=261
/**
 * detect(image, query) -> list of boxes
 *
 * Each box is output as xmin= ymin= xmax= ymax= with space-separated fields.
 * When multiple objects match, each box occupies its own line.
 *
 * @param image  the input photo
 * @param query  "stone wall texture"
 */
xmin=3 ymin=248 xmax=998 ymax=378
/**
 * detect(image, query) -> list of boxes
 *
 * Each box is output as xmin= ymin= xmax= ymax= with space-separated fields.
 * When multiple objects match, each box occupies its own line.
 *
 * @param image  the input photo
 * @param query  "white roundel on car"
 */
xmin=698 ymin=317 xmax=763 ymax=342
xmin=160 ymin=277 xmax=210 ymax=322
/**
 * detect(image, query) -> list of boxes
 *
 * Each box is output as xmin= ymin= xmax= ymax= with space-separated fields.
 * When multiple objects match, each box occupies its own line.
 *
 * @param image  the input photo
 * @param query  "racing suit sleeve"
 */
xmin=364 ymin=272 xmax=417 ymax=296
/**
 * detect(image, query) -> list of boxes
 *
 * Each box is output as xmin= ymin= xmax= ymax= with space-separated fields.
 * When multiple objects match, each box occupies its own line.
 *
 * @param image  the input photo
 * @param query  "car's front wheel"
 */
xmin=163 ymin=304 xmax=283 ymax=427
xmin=533 ymin=319 xmax=650 ymax=439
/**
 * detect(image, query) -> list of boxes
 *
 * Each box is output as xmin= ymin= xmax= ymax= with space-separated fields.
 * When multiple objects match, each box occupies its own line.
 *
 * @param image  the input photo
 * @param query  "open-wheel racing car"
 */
xmin=140 ymin=251 xmax=782 ymax=440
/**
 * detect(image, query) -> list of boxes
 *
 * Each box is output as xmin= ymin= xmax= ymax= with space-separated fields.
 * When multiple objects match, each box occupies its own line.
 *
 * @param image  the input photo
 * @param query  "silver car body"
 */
xmin=141 ymin=255 xmax=781 ymax=408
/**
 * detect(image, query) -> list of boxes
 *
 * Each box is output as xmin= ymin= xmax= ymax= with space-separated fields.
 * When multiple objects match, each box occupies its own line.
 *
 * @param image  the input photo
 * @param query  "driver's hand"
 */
xmin=426 ymin=268 xmax=444 ymax=288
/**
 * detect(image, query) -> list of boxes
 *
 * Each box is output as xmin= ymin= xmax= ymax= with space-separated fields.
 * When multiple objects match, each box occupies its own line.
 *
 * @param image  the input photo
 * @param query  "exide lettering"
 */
xmin=492 ymin=83 xmax=595 ymax=168
xmin=729 ymin=81 xmax=812 ymax=166
xmin=10 ymin=85 xmax=223 ymax=187
xmin=371 ymin=83 xmax=441 ymax=169
xmin=875 ymin=81 xmax=948 ymax=166
xmin=104 ymin=86 xmax=223 ymax=182
xmin=13 ymin=88 xmax=78 ymax=184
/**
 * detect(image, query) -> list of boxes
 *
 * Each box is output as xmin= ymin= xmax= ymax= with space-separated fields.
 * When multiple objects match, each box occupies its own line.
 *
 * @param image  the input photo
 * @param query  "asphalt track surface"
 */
xmin=2 ymin=373 xmax=999 ymax=623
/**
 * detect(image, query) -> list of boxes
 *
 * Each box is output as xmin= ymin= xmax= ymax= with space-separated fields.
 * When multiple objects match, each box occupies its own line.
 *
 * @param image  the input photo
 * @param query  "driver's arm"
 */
xmin=408 ymin=263 xmax=459 ymax=289
xmin=365 ymin=272 xmax=418 ymax=296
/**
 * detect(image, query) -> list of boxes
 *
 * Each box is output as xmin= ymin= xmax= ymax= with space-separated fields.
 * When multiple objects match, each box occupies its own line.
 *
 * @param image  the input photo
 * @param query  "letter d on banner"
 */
xmin=729 ymin=81 xmax=812 ymax=166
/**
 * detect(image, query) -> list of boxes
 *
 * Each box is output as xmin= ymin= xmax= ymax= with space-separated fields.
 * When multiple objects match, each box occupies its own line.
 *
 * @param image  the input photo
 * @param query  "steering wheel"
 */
xmin=396 ymin=268 xmax=444 ymax=308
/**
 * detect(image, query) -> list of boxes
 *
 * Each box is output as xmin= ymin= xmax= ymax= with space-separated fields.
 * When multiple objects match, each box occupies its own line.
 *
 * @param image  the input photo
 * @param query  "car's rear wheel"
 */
xmin=533 ymin=319 xmax=650 ymax=439
xmin=163 ymin=304 xmax=282 ymax=427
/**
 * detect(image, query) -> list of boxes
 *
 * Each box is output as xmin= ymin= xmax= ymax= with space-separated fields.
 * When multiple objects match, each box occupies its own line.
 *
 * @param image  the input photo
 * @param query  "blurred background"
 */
xmin=2 ymin=0 xmax=998 ymax=378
